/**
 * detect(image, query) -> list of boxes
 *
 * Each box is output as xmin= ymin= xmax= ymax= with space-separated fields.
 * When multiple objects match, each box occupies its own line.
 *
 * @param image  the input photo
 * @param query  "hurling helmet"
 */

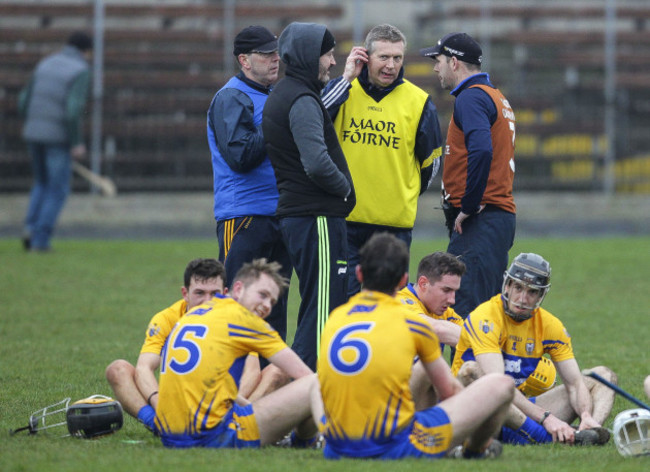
xmin=66 ymin=395 xmax=123 ymax=438
xmin=10 ymin=395 xmax=123 ymax=439
xmin=519 ymin=356 xmax=557 ymax=397
xmin=613 ymin=408 xmax=650 ymax=457
xmin=502 ymin=253 xmax=551 ymax=321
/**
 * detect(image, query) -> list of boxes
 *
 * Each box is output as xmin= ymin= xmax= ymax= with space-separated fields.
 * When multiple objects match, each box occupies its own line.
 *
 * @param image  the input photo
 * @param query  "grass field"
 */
xmin=1 ymin=237 xmax=649 ymax=471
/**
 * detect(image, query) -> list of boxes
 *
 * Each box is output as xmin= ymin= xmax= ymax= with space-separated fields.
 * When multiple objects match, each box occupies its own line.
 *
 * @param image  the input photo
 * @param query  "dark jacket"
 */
xmin=263 ymin=22 xmax=355 ymax=218
xmin=207 ymin=73 xmax=278 ymax=220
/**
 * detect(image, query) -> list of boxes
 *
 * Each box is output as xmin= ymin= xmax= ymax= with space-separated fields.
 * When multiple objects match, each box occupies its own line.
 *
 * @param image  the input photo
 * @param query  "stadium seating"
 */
xmin=414 ymin=1 xmax=650 ymax=191
xmin=2 ymin=1 xmax=650 ymax=193
xmin=0 ymin=1 xmax=344 ymax=192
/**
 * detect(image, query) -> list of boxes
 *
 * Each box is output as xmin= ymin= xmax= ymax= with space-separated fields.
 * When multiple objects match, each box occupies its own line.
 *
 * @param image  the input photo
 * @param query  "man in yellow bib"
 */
xmin=322 ymin=24 xmax=443 ymax=297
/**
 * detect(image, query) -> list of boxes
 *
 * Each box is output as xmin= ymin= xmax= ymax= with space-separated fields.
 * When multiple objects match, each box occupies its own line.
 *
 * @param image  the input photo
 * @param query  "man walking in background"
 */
xmin=19 ymin=31 xmax=93 ymax=252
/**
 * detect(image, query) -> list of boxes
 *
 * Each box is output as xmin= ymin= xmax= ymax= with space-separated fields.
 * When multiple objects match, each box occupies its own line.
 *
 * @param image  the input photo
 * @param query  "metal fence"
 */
xmin=1 ymin=0 xmax=649 ymax=194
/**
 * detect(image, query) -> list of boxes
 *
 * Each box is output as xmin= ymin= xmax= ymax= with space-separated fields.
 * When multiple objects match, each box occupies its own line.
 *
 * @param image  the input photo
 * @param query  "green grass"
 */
xmin=1 ymin=237 xmax=649 ymax=471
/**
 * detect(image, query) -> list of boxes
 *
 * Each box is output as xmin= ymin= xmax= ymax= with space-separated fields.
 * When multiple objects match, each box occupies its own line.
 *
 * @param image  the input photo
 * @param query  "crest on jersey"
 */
xmin=479 ymin=320 xmax=494 ymax=334
xmin=189 ymin=307 xmax=213 ymax=316
xmin=148 ymin=324 xmax=161 ymax=337
xmin=526 ymin=338 xmax=535 ymax=354
xmin=348 ymin=304 xmax=377 ymax=314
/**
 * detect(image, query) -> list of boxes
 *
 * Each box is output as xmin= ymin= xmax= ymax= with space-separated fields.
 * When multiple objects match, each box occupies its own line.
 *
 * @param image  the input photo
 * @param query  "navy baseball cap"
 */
xmin=233 ymin=25 xmax=278 ymax=56
xmin=420 ymin=32 xmax=482 ymax=65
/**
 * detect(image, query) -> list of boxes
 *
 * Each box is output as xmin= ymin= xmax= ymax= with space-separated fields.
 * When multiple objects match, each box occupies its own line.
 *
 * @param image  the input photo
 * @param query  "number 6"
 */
xmin=327 ymin=322 xmax=374 ymax=375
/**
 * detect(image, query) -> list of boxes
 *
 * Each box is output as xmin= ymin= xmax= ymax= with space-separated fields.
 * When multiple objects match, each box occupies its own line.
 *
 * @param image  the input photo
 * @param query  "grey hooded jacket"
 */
xmin=263 ymin=22 xmax=355 ymax=218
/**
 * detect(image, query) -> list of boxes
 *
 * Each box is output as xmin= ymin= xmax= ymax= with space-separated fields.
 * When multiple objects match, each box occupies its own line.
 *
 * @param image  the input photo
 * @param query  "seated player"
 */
xmin=154 ymin=259 xmax=321 ymax=448
xmin=396 ymin=251 xmax=465 ymax=410
xmin=317 ymin=233 xmax=515 ymax=460
xmin=397 ymin=251 xmax=465 ymax=348
xmin=451 ymin=252 xmax=617 ymax=445
xmin=105 ymin=258 xmax=257 ymax=428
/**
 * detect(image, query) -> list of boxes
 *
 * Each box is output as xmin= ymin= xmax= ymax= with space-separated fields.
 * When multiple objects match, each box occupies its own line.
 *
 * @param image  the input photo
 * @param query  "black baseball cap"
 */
xmin=420 ymin=32 xmax=482 ymax=65
xmin=233 ymin=25 xmax=278 ymax=56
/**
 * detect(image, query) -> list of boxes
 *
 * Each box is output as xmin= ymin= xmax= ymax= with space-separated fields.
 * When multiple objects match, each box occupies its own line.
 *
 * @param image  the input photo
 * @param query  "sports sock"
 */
xmin=500 ymin=426 xmax=530 ymax=445
xmin=290 ymin=430 xmax=319 ymax=448
xmin=500 ymin=417 xmax=553 ymax=445
xmin=462 ymin=449 xmax=485 ymax=458
xmin=137 ymin=404 xmax=156 ymax=431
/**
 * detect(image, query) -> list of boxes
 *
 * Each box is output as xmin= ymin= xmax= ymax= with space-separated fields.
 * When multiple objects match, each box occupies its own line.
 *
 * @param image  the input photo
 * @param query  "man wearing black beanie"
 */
xmin=263 ymin=22 xmax=356 ymax=374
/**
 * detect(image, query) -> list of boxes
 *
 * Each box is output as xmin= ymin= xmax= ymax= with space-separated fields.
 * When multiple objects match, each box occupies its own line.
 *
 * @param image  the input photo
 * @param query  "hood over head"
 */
xmin=279 ymin=22 xmax=332 ymax=91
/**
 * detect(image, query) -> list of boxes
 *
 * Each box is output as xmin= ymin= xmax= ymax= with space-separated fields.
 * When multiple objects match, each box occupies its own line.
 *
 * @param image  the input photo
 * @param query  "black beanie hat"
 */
xmin=67 ymin=31 xmax=93 ymax=51
xmin=320 ymin=29 xmax=336 ymax=56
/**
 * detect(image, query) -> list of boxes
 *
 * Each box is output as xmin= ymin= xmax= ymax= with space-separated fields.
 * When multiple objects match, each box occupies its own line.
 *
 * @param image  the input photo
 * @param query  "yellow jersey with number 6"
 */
xmin=318 ymin=291 xmax=442 ymax=455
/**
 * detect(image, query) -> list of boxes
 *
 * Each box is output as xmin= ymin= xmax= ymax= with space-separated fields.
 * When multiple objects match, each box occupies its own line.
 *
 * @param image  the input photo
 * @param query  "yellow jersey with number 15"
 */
xmin=155 ymin=295 xmax=286 ymax=435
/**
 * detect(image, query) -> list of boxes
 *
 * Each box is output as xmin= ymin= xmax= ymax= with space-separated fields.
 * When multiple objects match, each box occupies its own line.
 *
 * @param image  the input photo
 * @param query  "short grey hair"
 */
xmin=364 ymin=24 xmax=406 ymax=54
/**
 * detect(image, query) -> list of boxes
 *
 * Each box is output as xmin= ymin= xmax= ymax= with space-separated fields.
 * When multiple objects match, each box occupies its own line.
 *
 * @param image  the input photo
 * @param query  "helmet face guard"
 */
xmin=613 ymin=408 xmax=650 ymax=457
xmin=9 ymin=397 xmax=72 ymax=436
xmin=10 ymin=395 xmax=123 ymax=439
xmin=502 ymin=253 xmax=551 ymax=321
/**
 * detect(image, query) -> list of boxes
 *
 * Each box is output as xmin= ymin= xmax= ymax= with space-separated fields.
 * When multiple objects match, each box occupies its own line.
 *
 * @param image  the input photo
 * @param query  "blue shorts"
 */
xmin=324 ymin=406 xmax=453 ymax=459
xmin=159 ymin=403 xmax=260 ymax=449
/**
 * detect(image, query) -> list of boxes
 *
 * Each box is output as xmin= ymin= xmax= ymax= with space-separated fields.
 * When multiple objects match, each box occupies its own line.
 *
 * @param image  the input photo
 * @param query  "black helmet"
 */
xmin=66 ymin=395 xmax=123 ymax=438
xmin=502 ymin=253 xmax=551 ymax=321
xmin=10 ymin=394 xmax=123 ymax=439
